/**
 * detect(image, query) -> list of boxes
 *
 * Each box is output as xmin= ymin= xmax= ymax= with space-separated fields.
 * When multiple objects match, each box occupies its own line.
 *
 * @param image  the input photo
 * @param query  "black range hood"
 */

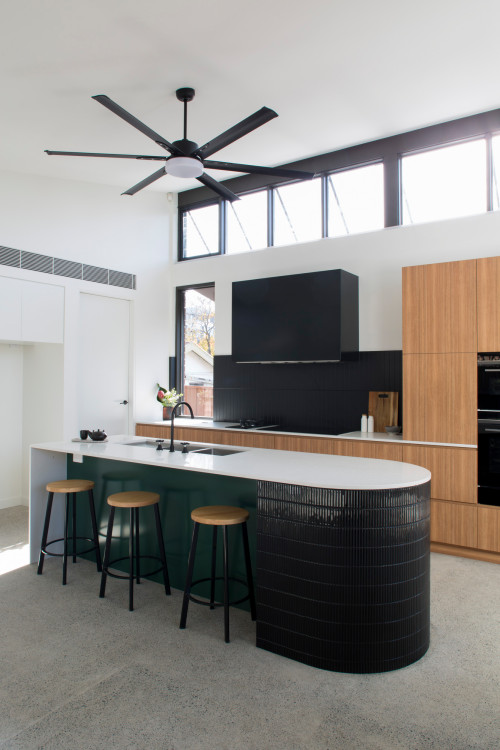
xmin=231 ymin=269 xmax=359 ymax=363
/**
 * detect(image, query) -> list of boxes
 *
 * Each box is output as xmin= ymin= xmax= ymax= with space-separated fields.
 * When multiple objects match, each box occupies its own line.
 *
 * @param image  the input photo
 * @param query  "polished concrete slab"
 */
xmin=0 ymin=506 xmax=499 ymax=750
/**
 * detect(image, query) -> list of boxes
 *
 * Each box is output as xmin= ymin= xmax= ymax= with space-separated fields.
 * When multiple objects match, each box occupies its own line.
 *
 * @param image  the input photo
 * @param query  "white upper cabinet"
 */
xmin=0 ymin=276 xmax=22 ymax=340
xmin=0 ymin=276 xmax=64 ymax=344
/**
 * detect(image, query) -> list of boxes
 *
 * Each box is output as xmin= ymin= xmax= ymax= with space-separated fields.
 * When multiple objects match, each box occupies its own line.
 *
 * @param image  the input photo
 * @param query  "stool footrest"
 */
xmin=188 ymin=576 xmax=250 ymax=608
xmin=41 ymin=537 xmax=100 ymax=558
xmin=103 ymin=555 xmax=165 ymax=581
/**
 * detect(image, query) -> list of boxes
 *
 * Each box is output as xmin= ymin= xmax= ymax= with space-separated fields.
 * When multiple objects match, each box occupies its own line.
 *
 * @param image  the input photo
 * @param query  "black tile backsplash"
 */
xmin=213 ymin=352 xmax=402 ymax=435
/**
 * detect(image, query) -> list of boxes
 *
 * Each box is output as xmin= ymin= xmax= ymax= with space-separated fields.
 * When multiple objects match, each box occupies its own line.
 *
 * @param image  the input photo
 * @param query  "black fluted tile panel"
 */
xmin=255 ymin=480 xmax=430 ymax=673
xmin=213 ymin=352 xmax=402 ymax=434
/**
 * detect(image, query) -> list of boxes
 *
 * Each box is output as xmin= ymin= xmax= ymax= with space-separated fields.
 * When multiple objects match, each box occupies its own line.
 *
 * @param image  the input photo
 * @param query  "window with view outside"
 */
xmin=273 ymin=178 xmax=322 ymax=246
xmin=401 ymin=139 xmax=487 ymax=225
xmin=180 ymin=286 xmax=215 ymax=418
xmin=327 ymin=163 xmax=384 ymax=237
xmin=182 ymin=204 xmax=219 ymax=257
xmin=226 ymin=189 xmax=268 ymax=253
xmin=491 ymin=134 xmax=500 ymax=210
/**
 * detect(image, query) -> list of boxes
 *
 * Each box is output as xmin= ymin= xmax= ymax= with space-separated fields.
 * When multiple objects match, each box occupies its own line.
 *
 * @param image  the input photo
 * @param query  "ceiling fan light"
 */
xmin=165 ymin=156 xmax=203 ymax=178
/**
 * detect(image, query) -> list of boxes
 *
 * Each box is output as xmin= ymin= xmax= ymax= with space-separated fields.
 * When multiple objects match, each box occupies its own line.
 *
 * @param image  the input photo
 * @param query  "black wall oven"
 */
xmin=478 ymin=354 xmax=500 ymax=506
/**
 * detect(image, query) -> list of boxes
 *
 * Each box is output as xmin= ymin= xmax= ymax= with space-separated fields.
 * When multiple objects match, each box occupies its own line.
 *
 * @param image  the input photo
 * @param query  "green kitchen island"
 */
xmin=30 ymin=434 xmax=431 ymax=673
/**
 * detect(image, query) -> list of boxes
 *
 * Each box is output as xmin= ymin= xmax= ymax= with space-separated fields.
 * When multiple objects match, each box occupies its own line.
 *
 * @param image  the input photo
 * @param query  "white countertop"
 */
xmin=32 ymin=434 xmax=431 ymax=491
xmin=139 ymin=419 xmax=476 ymax=449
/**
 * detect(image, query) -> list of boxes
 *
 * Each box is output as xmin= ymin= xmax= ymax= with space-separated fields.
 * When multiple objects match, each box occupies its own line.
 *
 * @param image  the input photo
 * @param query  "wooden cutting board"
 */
xmin=368 ymin=391 xmax=399 ymax=432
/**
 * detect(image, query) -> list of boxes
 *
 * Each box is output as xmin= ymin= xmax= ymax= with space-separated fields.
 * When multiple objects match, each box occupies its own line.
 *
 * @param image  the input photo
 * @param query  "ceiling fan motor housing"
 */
xmin=172 ymin=138 xmax=200 ymax=155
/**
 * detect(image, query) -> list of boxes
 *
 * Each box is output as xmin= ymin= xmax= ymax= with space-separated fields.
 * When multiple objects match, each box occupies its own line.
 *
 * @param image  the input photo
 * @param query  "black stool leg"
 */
xmin=135 ymin=508 xmax=141 ymax=584
xmin=88 ymin=489 xmax=102 ymax=572
xmin=153 ymin=504 xmax=171 ymax=596
xmin=223 ymin=525 xmax=230 ymax=643
xmin=210 ymin=525 xmax=218 ymax=609
xmin=129 ymin=508 xmax=135 ymax=611
xmin=37 ymin=492 xmax=54 ymax=575
xmin=62 ymin=493 xmax=70 ymax=585
xmin=180 ymin=522 xmax=200 ymax=629
xmin=72 ymin=493 xmax=77 ymax=563
xmin=241 ymin=521 xmax=257 ymax=621
xmin=99 ymin=507 xmax=115 ymax=598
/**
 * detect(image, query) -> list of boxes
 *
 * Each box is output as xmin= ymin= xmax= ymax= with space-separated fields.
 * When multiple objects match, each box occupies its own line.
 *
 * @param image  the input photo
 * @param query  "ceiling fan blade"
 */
xmin=197 ymin=172 xmax=240 ymax=202
xmin=92 ymin=95 xmax=183 ymax=155
xmin=194 ymin=107 xmax=278 ymax=160
xmin=45 ymin=150 xmax=167 ymax=161
xmin=121 ymin=166 xmax=166 ymax=196
xmin=203 ymin=160 xmax=316 ymax=180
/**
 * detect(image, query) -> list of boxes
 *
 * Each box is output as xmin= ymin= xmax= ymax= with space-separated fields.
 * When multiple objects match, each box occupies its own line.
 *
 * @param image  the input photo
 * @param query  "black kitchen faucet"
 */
xmin=169 ymin=401 xmax=195 ymax=452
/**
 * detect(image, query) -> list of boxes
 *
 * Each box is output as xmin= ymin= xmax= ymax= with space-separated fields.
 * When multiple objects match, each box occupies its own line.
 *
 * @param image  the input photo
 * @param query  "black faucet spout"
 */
xmin=169 ymin=401 xmax=195 ymax=452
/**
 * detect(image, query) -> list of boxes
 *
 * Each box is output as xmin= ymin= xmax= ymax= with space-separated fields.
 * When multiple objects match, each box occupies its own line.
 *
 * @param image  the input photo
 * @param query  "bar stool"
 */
xmin=179 ymin=505 xmax=257 ymax=643
xmin=37 ymin=479 xmax=102 ymax=585
xmin=99 ymin=491 xmax=170 ymax=611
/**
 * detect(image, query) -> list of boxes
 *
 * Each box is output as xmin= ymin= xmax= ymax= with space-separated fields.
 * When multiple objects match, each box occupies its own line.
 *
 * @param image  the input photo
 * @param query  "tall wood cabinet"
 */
xmin=477 ymin=256 xmax=500 ymax=351
xmin=402 ymin=259 xmax=477 ymax=444
xmin=402 ymin=257 xmax=500 ymax=561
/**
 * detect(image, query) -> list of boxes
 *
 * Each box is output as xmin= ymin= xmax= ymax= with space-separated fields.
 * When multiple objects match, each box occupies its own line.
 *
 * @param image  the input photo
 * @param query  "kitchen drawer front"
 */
xmin=274 ymin=435 xmax=335 ymax=454
xmin=477 ymin=507 xmax=500 ymax=552
xmin=402 ymin=445 xmax=477 ymax=503
xmin=134 ymin=424 xmax=216 ymax=444
xmin=430 ymin=500 xmax=477 ymax=548
xmin=347 ymin=441 xmax=402 ymax=461
xmin=217 ymin=431 xmax=275 ymax=449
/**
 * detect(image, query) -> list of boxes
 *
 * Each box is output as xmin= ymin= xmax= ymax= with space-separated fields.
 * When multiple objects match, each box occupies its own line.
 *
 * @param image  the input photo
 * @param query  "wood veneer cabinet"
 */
xmin=477 ymin=507 xmax=500 ymax=552
xmin=274 ymin=435 xmax=336 ymax=454
xmin=402 ymin=445 xmax=477 ymax=503
xmin=134 ymin=423 xmax=275 ymax=449
xmin=402 ymin=259 xmax=477 ymax=353
xmin=346 ymin=440 xmax=402 ymax=461
xmin=430 ymin=499 xmax=477 ymax=548
xmin=477 ymin=256 xmax=500 ymax=351
xmin=403 ymin=352 xmax=476 ymax=444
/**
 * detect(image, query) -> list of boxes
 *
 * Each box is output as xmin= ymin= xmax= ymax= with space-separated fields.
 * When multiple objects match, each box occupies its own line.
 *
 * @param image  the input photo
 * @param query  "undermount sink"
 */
xmin=191 ymin=447 xmax=242 ymax=456
xmin=121 ymin=439 xmax=244 ymax=456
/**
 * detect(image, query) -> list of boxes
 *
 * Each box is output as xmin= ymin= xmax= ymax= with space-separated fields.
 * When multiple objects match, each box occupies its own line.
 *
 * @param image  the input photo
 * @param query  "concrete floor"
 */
xmin=0 ymin=505 xmax=499 ymax=750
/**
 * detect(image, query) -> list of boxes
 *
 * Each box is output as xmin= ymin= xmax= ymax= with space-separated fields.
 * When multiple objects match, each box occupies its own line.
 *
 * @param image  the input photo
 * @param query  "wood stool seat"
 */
xmin=107 ymin=491 xmax=160 ymax=509
xmin=191 ymin=505 xmax=249 ymax=526
xmin=46 ymin=479 xmax=94 ymax=494
xmin=100 ymin=490 xmax=170 ymax=611
xmin=180 ymin=504 xmax=257 ymax=643
xmin=37 ymin=478 xmax=101 ymax=585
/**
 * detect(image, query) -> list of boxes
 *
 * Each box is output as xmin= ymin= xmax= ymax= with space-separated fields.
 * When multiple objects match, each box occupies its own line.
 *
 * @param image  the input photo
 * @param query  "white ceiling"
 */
xmin=3 ymin=0 xmax=500 ymax=197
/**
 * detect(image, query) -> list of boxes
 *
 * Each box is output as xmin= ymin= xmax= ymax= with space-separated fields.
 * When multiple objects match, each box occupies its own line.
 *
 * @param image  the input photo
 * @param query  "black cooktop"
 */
xmin=225 ymin=419 xmax=279 ymax=430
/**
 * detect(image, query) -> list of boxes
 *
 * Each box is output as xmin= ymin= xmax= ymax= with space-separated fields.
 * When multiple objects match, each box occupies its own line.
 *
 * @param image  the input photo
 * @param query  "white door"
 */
xmin=78 ymin=293 xmax=131 ymax=435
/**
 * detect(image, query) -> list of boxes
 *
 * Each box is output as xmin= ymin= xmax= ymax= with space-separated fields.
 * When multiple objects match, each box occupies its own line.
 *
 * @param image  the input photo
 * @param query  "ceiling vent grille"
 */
xmin=0 ymin=244 xmax=136 ymax=290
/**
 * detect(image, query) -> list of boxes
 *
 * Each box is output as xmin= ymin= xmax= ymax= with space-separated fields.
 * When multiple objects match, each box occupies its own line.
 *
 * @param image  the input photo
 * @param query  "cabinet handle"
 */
xmin=484 ymin=428 xmax=500 ymax=432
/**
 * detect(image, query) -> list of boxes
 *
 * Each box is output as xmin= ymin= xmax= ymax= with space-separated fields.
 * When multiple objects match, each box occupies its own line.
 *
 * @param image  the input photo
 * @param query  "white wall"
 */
xmin=171 ymin=209 xmax=500 ymax=353
xmin=0 ymin=344 xmax=24 ymax=508
xmin=0 ymin=170 xmax=177 ymax=426
xmin=22 ymin=344 xmax=64 ymax=501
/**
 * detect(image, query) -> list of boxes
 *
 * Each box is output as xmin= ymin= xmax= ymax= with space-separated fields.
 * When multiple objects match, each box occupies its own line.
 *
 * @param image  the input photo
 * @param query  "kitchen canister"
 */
xmin=367 ymin=415 xmax=374 ymax=432
xmin=361 ymin=414 xmax=368 ymax=432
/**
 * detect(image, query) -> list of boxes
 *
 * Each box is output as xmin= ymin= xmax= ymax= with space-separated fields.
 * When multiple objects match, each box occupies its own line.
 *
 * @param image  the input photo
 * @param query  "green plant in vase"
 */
xmin=156 ymin=384 xmax=183 ymax=420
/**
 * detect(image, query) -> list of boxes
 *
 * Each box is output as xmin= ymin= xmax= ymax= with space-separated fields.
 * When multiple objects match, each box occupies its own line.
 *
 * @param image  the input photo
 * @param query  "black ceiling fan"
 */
xmin=45 ymin=87 xmax=316 ymax=201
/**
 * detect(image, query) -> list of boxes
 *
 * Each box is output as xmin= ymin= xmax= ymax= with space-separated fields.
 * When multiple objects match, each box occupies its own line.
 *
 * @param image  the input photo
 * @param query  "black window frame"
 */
xmin=178 ymin=107 xmax=500 ymax=261
xmin=175 ymin=282 xmax=215 ymax=418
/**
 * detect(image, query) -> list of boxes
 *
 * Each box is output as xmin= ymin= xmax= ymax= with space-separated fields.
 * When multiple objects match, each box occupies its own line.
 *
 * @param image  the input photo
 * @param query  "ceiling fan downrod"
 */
xmin=176 ymin=87 xmax=195 ymax=143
